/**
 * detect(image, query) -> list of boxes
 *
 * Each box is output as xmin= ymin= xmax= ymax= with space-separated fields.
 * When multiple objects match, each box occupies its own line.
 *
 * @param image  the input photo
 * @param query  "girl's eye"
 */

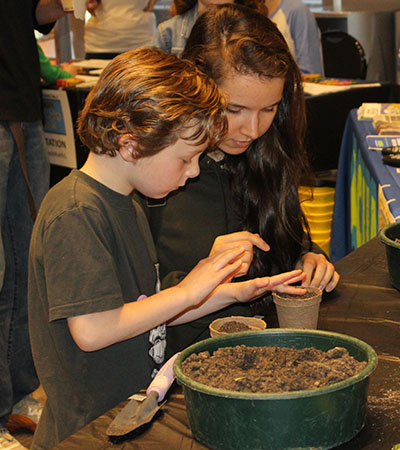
xmin=264 ymin=105 xmax=279 ymax=113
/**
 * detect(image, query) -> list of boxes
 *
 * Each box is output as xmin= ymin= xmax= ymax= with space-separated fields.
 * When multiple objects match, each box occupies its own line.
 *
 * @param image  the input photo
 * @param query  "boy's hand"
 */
xmin=176 ymin=247 xmax=245 ymax=306
xmin=209 ymin=231 xmax=269 ymax=279
xmin=216 ymin=269 xmax=306 ymax=303
xmin=296 ymin=252 xmax=340 ymax=292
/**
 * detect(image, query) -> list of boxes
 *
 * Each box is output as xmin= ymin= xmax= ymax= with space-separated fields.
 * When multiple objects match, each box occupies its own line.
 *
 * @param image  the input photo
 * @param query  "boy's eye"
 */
xmin=227 ymin=106 xmax=241 ymax=114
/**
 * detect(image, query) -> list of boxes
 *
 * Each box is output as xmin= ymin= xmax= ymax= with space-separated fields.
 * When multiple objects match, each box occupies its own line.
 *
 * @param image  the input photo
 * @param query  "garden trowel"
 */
xmin=106 ymin=352 xmax=179 ymax=436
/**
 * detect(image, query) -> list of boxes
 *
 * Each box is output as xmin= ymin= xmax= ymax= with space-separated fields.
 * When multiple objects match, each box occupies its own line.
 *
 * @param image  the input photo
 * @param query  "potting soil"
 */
xmin=182 ymin=345 xmax=367 ymax=393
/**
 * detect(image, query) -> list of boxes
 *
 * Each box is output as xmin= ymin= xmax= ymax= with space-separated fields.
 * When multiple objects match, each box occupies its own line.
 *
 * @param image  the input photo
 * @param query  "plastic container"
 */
xmin=314 ymin=237 xmax=331 ymax=256
xmin=307 ymin=216 xmax=333 ymax=232
xmin=380 ymin=221 xmax=400 ymax=290
xmin=174 ymin=329 xmax=377 ymax=450
xmin=301 ymin=201 xmax=335 ymax=216
xmin=303 ymin=210 xmax=334 ymax=221
xmin=309 ymin=230 xmax=332 ymax=243
xmin=209 ymin=316 xmax=266 ymax=337
xmin=272 ymin=287 xmax=322 ymax=329
xmin=298 ymin=186 xmax=336 ymax=204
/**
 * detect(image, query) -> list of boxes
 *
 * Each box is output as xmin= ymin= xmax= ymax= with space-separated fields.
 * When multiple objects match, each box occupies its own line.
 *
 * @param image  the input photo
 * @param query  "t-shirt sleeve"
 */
xmin=43 ymin=205 xmax=125 ymax=321
xmin=289 ymin=5 xmax=323 ymax=75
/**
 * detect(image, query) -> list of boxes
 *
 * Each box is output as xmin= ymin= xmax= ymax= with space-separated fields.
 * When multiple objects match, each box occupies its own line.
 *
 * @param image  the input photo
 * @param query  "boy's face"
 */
xmin=131 ymin=134 xmax=208 ymax=199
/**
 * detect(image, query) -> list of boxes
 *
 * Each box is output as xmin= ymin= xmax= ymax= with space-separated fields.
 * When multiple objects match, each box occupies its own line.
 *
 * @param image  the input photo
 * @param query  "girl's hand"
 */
xmin=176 ymin=247 xmax=245 ymax=306
xmin=297 ymin=252 xmax=340 ymax=292
xmin=217 ymin=269 xmax=306 ymax=303
xmin=209 ymin=231 xmax=270 ymax=279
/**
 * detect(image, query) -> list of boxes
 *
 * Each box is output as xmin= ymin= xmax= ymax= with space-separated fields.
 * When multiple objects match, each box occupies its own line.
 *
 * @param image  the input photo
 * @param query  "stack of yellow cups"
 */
xmin=299 ymin=186 xmax=335 ymax=256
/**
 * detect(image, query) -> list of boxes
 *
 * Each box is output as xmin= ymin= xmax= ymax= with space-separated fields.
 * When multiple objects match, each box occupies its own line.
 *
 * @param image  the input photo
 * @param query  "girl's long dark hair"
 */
xmin=182 ymin=4 xmax=313 ymax=277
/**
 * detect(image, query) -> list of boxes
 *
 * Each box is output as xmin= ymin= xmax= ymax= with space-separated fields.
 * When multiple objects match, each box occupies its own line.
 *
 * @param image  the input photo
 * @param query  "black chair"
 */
xmin=321 ymin=30 xmax=367 ymax=79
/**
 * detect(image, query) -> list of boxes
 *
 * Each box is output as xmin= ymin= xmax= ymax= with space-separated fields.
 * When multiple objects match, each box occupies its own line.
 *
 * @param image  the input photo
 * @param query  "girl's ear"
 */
xmin=118 ymin=134 xmax=140 ymax=162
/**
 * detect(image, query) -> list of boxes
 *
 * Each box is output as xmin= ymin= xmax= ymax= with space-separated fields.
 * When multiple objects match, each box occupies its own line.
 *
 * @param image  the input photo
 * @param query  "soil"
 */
xmin=218 ymin=321 xmax=252 ymax=333
xmin=275 ymin=287 xmax=320 ymax=299
xmin=182 ymin=345 xmax=367 ymax=393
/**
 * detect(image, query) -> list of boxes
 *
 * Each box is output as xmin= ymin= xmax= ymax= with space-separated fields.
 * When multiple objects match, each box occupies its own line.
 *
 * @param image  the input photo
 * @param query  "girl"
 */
xmin=147 ymin=4 xmax=339 ymax=354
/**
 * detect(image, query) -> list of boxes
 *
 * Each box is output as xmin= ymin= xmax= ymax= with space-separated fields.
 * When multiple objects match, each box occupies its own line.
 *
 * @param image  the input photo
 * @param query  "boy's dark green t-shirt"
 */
xmin=29 ymin=170 xmax=163 ymax=449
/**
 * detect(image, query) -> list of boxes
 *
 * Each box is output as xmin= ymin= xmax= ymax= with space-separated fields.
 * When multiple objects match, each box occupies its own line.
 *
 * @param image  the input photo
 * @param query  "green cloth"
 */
xmin=37 ymin=43 xmax=72 ymax=84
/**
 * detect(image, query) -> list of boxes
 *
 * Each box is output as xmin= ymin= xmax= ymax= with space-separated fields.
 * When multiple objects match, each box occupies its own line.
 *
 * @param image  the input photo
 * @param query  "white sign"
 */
xmin=42 ymin=88 xmax=77 ymax=169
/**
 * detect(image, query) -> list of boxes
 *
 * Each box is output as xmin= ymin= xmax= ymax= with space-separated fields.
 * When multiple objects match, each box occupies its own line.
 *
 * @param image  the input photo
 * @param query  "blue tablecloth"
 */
xmin=330 ymin=109 xmax=400 ymax=262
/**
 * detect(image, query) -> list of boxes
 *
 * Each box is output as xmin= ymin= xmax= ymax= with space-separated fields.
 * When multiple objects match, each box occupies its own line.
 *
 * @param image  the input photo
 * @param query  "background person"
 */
xmin=265 ymin=0 xmax=324 ymax=75
xmin=152 ymin=0 xmax=267 ymax=56
xmin=37 ymin=42 xmax=78 ymax=84
xmin=0 ymin=1 xmax=68 ymax=449
xmin=144 ymin=4 xmax=339 ymax=357
xmin=84 ymin=0 xmax=157 ymax=60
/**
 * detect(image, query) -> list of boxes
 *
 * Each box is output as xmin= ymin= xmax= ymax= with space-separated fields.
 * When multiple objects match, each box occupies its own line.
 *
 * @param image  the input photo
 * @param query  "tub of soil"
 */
xmin=209 ymin=316 xmax=266 ymax=337
xmin=174 ymin=329 xmax=377 ymax=450
xmin=380 ymin=221 xmax=400 ymax=290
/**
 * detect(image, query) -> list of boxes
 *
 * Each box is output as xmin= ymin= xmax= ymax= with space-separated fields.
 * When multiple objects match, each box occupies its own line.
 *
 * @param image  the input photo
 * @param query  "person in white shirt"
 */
xmin=265 ymin=0 xmax=324 ymax=75
xmin=85 ymin=0 xmax=157 ymax=59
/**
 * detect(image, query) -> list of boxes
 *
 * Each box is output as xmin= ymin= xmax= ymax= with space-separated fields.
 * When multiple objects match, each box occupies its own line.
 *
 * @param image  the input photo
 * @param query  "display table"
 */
xmin=330 ymin=109 xmax=400 ymax=262
xmin=54 ymin=236 xmax=400 ymax=450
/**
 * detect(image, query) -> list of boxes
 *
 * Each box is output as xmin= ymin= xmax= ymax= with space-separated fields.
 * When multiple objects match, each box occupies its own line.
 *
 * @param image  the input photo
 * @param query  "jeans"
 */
xmin=0 ymin=121 xmax=49 ymax=427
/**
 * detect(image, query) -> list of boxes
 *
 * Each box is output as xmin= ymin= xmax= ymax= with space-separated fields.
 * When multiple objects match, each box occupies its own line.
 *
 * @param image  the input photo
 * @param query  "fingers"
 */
xmin=301 ymin=253 xmax=340 ymax=292
xmin=210 ymin=232 xmax=269 ymax=278
xmin=325 ymin=271 xmax=340 ymax=292
xmin=214 ymin=231 xmax=270 ymax=252
xmin=268 ymin=269 xmax=306 ymax=289
xmin=233 ymin=270 xmax=306 ymax=303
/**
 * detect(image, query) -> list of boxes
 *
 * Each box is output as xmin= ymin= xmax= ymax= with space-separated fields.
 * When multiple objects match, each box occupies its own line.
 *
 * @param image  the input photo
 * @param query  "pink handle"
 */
xmin=146 ymin=353 xmax=180 ymax=402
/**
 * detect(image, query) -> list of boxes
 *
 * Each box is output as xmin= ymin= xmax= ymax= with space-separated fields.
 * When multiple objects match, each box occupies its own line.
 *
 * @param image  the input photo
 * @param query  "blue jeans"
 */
xmin=0 ymin=121 xmax=49 ymax=427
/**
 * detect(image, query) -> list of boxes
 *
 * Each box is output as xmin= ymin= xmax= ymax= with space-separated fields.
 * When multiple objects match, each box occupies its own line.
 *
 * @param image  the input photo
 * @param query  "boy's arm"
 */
xmin=68 ymin=267 xmax=305 ymax=351
xmin=67 ymin=247 xmax=244 ymax=351
xmin=168 ymin=269 xmax=306 ymax=325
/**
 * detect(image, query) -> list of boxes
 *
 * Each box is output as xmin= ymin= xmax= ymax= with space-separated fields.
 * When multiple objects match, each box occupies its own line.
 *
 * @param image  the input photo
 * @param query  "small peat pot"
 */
xmin=209 ymin=316 xmax=267 ymax=337
xmin=380 ymin=221 xmax=400 ymax=290
xmin=174 ymin=329 xmax=377 ymax=450
xmin=272 ymin=287 xmax=322 ymax=329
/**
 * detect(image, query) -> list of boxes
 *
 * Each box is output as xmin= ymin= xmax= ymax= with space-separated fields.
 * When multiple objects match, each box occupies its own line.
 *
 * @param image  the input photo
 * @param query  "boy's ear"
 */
xmin=118 ymin=134 xmax=140 ymax=162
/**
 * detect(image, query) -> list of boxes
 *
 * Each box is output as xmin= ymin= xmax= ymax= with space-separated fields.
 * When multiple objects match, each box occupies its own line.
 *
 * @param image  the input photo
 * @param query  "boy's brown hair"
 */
xmin=77 ymin=47 xmax=227 ymax=157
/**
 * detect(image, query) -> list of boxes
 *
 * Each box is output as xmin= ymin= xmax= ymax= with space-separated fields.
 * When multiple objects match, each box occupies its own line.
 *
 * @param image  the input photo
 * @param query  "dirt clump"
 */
xmin=218 ymin=321 xmax=252 ymax=333
xmin=182 ymin=345 xmax=367 ymax=393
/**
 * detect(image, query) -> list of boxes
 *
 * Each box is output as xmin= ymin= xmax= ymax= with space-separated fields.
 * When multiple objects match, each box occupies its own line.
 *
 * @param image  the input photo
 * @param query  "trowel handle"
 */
xmin=146 ymin=352 xmax=180 ymax=402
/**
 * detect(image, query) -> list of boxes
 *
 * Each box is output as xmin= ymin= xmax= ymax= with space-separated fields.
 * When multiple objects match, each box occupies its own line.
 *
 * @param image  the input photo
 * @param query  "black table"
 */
xmin=54 ymin=236 xmax=400 ymax=450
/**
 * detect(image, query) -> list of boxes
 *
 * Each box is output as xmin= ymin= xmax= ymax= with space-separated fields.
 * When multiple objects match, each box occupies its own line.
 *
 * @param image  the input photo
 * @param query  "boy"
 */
xmin=28 ymin=48 xmax=305 ymax=449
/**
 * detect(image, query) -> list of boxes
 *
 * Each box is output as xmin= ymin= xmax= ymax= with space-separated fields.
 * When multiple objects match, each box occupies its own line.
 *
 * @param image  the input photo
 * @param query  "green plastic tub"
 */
xmin=174 ymin=329 xmax=377 ymax=450
xmin=380 ymin=221 xmax=400 ymax=290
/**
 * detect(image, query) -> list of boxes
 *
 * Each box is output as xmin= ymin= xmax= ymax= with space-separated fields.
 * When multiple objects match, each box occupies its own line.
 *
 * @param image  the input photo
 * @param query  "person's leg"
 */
xmin=7 ymin=121 xmax=49 ymax=407
xmin=0 ymin=122 xmax=18 ymax=428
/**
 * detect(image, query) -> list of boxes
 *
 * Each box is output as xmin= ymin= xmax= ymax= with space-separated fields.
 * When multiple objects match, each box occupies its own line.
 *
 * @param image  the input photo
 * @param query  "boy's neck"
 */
xmin=80 ymin=152 xmax=133 ymax=196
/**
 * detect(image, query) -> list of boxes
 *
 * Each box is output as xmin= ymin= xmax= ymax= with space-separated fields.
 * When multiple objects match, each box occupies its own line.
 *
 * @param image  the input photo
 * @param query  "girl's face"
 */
xmin=217 ymin=71 xmax=285 ymax=155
